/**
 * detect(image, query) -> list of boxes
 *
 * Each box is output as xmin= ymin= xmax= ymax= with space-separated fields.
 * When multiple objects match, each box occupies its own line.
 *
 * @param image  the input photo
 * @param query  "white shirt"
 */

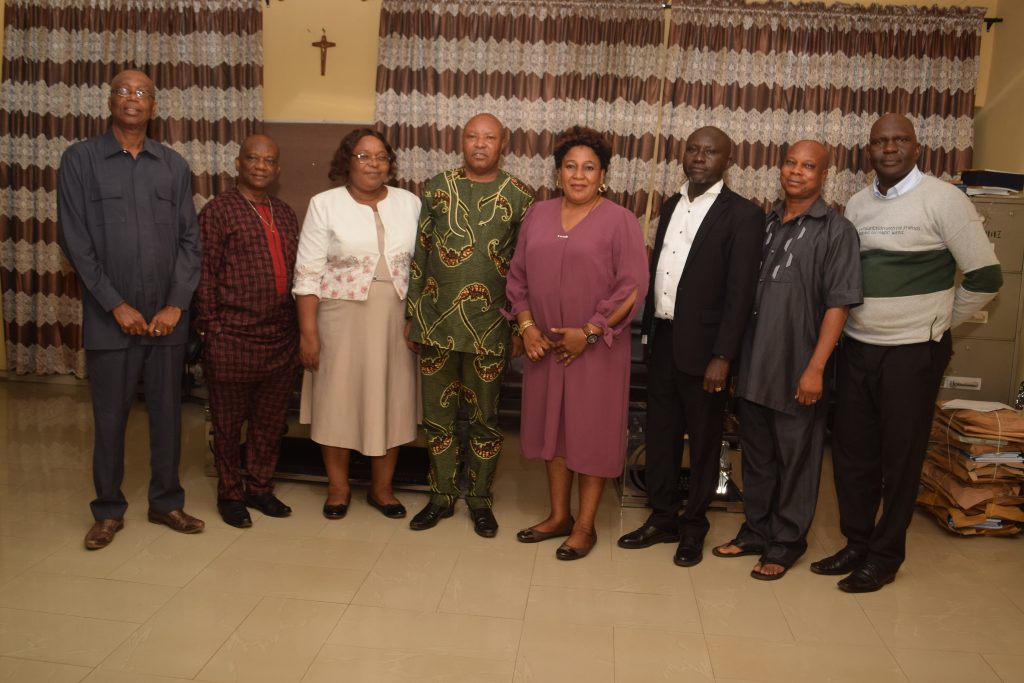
xmin=653 ymin=180 xmax=724 ymax=319
xmin=872 ymin=165 xmax=923 ymax=200
xmin=293 ymin=186 xmax=421 ymax=301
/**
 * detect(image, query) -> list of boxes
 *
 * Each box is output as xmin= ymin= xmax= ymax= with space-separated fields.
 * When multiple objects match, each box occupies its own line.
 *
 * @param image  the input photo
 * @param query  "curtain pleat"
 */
xmin=375 ymin=0 xmax=667 ymax=213
xmin=658 ymin=0 xmax=984 ymax=211
xmin=0 ymin=0 xmax=263 ymax=376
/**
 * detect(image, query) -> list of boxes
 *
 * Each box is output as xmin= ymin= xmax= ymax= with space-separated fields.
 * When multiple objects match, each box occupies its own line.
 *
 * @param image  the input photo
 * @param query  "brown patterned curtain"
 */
xmin=0 ymin=0 xmax=263 ymax=376
xmin=657 ymin=0 xmax=984 ymax=212
xmin=375 ymin=0 xmax=667 ymax=213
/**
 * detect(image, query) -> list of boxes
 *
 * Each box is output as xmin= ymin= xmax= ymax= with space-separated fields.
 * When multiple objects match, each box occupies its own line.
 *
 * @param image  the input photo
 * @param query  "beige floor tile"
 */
xmin=692 ymin=571 xmax=793 ymax=641
xmin=196 ymin=596 xmax=345 ymax=683
xmin=982 ymin=653 xmax=1024 ymax=683
xmin=524 ymin=584 xmax=701 ymax=632
xmin=853 ymin=571 xmax=1011 ymax=618
xmin=314 ymin=508 xmax=402 ymax=545
xmin=613 ymin=626 xmax=714 ymax=682
xmin=0 ymin=607 xmax=138 ymax=667
xmin=302 ymin=643 xmax=513 ymax=683
xmin=219 ymin=531 xmax=384 ymax=572
xmin=0 ymin=572 xmax=177 ymax=623
xmin=99 ymin=590 xmax=259 ymax=679
xmin=889 ymin=648 xmax=1001 ymax=682
xmin=706 ymin=634 xmax=905 ymax=683
xmin=0 ymin=656 xmax=90 ymax=683
xmin=186 ymin=555 xmax=366 ymax=603
xmin=514 ymin=620 xmax=614 ymax=683
xmin=328 ymin=604 xmax=520 ymax=662
xmin=82 ymin=670 xmax=199 ymax=683
xmin=532 ymin=547 xmax=695 ymax=596
xmin=0 ymin=510 xmax=88 ymax=546
xmin=438 ymin=546 xmax=535 ymax=619
xmin=30 ymin=522 xmax=166 ymax=579
xmin=771 ymin=579 xmax=883 ymax=646
xmin=351 ymin=543 xmax=459 ymax=611
xmin=0 ymin=533 xmax=66 ymax=584
xmin=107 ymin=527 xmax=242 ymax=587
xmin=865 ymin=608 xmax=1024 ymax=654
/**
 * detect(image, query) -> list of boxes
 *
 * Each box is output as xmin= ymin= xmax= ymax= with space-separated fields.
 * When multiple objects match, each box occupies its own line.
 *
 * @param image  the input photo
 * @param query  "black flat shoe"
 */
xmin=516 ymin=518 xmax=574 ymax=544
xmin=673 ymin=537 xmax=703 ymax=567
xmin=322 ymin=500 xmax=350 ymax=520
xmin=244 ymin=492 xmax=292 ymax=518
xmin=837 ymin=562 xmax=896 ymax=593
xmin=470 ymin=507 xmax=499 ymax=538
xmin=617 ymin=524 xmax=680 ymax=549
xmin=409 ymin=502 xmax=454 ymax=530
xmin=556 ymin=533 xmax=596 ymax=561
xmin=810 ymin=547 xmax=865 ymax=576
xmin=217 ymin=499 xmax=252 ymax=529
xmin=367 ymin=492 xmax=407 ymax=519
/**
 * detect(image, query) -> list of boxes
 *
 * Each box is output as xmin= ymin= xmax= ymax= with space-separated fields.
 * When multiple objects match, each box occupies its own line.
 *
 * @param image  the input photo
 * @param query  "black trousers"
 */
xmin=831 ymin=333 xmax=952 ymax=572
xmin=644 ymin=320 xmax=728 ymax=541
xmin=85 ymin=343 xmax=185 ymax=521
xmin=734 ymin=397 xmax=827 ymax=567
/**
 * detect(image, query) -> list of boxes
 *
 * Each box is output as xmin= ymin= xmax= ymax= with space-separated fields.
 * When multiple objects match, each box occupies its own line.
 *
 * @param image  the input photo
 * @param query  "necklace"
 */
xmin=560 ymin=196 xmax=602 ymax=233
xmin=245 ymin=196 xmax=275 ymax=233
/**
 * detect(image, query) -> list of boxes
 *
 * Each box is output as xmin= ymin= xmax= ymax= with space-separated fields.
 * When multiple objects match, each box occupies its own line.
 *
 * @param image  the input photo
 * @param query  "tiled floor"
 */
xmin=1 ymin=379 xmax=1023 ymax=683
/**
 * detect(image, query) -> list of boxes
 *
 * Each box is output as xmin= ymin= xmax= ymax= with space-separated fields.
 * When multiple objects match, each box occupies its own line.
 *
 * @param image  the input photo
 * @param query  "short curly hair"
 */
xmin=327 ymin=128 xmax=397 ymax=185
xmin=553 ymin=126 xmax=612 ymax=170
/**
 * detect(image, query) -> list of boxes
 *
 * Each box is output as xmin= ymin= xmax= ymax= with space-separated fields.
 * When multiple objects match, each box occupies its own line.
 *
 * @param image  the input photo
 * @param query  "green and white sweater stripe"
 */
xmin=844 ymin=175 xmax=1002 ymax=346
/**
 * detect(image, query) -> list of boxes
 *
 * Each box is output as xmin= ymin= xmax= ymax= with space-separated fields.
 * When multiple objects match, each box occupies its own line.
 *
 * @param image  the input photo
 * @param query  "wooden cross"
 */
xmin=311 ymin=30 xmax=335 ymax=76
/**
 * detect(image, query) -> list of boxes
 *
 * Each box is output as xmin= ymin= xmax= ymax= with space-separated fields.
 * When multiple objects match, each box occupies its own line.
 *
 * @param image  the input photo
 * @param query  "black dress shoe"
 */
xmin=837 ymin=562 xmax=896 ymax=593
xmin=367 ymin=492 xmax=407 ymax=519
xmin=217 ymin=499 xmax=253 ymax=528
xmin=673 ymin=537 xmax=703 ymax=567
xmin=617 ymin=524 xmax=680 ymax=549
xmin=322 ymin=501 xmax=349 ymax=520
xmin=470 ymin=508 xmax=498 ymax=538
xmin=810 ymin=547 xmax=865 ymax=576
xmin=409 ymin=502 xmax=454 ymax=530
xmin=244 ymin=492 xmax=292 ymax=518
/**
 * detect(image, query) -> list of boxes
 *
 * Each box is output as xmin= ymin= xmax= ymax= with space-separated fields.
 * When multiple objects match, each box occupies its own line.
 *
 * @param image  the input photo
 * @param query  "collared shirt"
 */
xmin=653 ymin=179 xmax=723 ymax=319
xmin=736 ymin=197 xmax=863 ymax=415
xmin=195 ymin=188 xmax=300 ymax=381
xmin=872 ymin=165 xmax=923 ymax=200
xmin=57 ymin=128 xmax=201 ymax=350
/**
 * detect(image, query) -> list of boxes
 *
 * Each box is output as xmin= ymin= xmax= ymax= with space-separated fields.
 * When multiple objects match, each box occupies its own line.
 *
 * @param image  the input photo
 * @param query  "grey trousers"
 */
xmin=733 ymin=397 xmax=827 ymax=567
xmin=85 ymin=343 xmax=185 ymax=521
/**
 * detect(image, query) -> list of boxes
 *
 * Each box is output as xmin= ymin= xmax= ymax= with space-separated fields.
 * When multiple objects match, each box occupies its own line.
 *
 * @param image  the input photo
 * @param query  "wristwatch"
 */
xmin=583 ymin=324 xmax=599 ymax=345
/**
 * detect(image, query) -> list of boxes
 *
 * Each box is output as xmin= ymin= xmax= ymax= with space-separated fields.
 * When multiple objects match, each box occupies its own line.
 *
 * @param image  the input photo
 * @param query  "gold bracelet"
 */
xmin=519 ymin=319 xmax=536 ymax=333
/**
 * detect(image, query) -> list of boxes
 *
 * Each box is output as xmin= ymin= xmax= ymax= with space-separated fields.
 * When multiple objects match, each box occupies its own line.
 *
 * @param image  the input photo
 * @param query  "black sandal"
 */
xmin=712 ymin=539 xmax=763 ymax=558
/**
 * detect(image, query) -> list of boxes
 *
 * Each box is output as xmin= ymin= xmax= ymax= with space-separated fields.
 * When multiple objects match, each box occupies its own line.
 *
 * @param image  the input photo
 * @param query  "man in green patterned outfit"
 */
xmin=404 ymin=112 xmax=533 ymax=537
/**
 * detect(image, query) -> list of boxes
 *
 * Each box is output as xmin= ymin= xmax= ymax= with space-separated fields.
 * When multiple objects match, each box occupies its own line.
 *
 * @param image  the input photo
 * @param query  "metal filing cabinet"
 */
xmin=939 ymin=195 xmax=1024 ymax=404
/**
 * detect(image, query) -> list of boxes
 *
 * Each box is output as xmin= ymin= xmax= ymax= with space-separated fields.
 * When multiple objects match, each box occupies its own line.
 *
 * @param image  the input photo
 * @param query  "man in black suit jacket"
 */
xmin=617 ymin=126 xmax=764 ymax=567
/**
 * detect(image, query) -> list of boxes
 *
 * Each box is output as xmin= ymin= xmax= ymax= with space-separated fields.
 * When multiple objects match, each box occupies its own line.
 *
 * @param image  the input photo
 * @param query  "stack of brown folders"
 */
xmin=917 ymin=402 xmax=1024 ymax=536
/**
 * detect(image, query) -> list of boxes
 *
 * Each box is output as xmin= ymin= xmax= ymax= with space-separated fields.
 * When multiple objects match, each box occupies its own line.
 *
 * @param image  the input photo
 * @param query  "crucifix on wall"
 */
xmin=311 ymin=29 xmax=335 ymax=76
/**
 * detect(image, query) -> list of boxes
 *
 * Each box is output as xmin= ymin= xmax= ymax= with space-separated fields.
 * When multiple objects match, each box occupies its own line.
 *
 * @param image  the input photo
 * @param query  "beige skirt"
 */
xmin=299 ymin=281 xmax=420 ymax=455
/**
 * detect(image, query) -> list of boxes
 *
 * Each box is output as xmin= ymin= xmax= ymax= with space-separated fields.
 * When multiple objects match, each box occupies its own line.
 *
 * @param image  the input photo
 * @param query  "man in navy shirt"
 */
xmin=58 ymin=69 xmax=204 ymax=549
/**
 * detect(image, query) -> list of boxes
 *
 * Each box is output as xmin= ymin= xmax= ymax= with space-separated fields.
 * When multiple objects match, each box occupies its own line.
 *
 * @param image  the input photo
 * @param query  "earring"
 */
xmin=555 ymin=178 xmax=561 ymax=189
xmin=598 ymin=183 xmax=608 ymax=194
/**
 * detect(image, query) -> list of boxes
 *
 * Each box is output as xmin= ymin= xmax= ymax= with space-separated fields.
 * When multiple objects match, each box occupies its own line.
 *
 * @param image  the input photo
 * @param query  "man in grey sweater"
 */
xmin=810 ymin=114 xmax=1002 ymax=592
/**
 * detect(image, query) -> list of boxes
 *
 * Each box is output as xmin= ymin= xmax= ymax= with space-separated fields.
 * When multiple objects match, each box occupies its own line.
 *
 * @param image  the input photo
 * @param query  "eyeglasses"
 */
xmin=354 ymin=153 xmax=391 ymax=165
xmin=113 ymin=87 xmax=154 ymax=100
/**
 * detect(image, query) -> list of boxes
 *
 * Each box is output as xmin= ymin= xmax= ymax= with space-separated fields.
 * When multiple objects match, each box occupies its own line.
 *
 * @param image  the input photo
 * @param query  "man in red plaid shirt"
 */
xmin=195 ymin=134 xmax=301 ymax=528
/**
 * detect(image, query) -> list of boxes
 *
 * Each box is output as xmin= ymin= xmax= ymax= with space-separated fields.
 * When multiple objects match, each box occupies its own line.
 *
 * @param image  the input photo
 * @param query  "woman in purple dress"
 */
xmin=506 ymin=127 xmax=648 ymax=560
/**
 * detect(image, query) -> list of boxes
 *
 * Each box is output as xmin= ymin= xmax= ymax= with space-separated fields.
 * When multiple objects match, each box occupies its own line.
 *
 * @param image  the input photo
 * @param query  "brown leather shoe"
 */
xmin=84 ymin=519 xmax=123 ymax=550
xmin=148 ymin=509 xmax=205 ymax=534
